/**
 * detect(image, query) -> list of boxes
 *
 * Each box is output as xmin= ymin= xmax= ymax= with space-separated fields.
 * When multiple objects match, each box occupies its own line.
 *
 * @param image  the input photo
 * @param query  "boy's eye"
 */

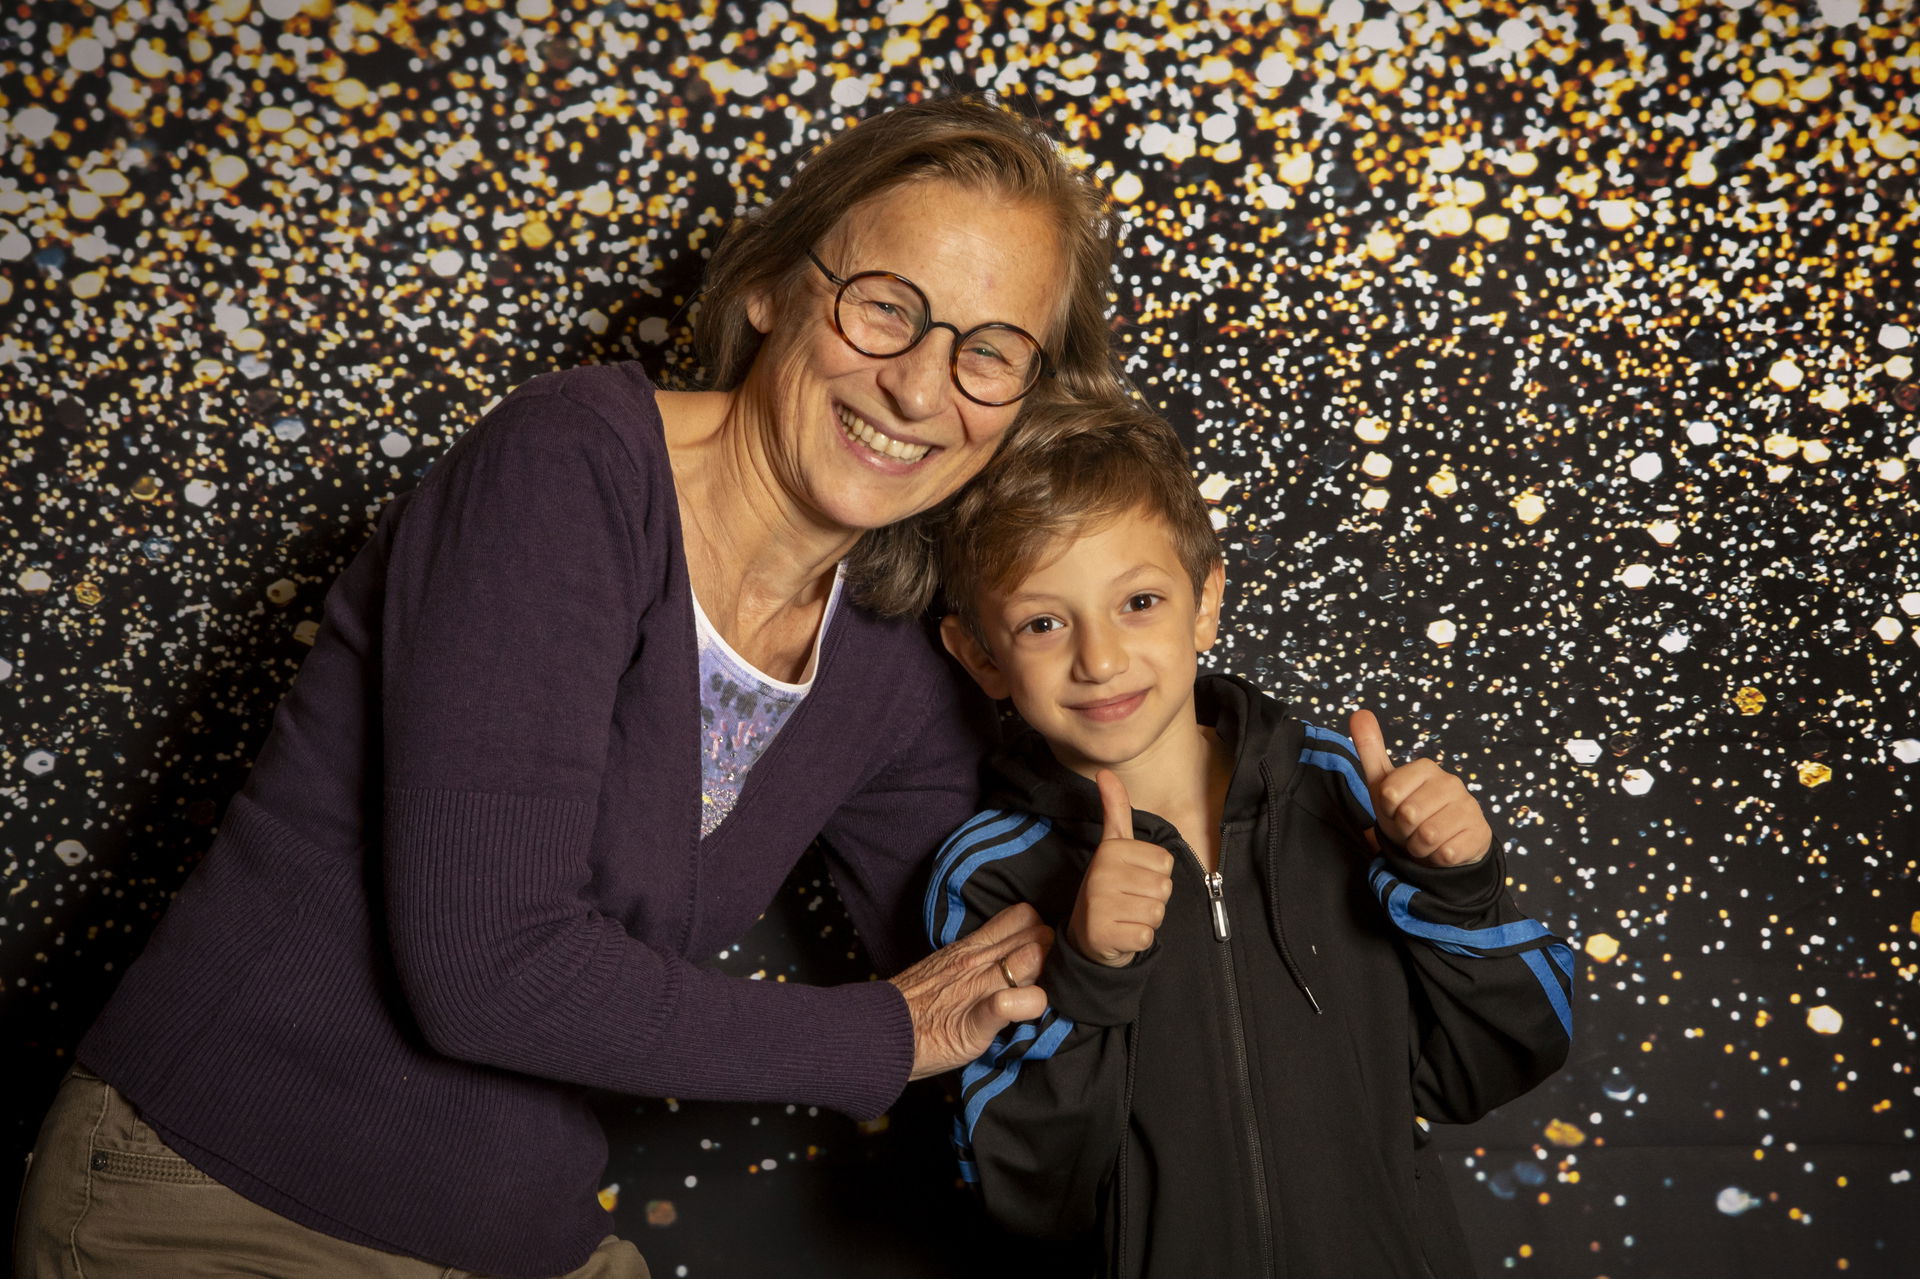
xmin=1123 ymin=593 xmax=1161 ymax=613
xmin=1017 ymin=615 xmax=1063 ymax=636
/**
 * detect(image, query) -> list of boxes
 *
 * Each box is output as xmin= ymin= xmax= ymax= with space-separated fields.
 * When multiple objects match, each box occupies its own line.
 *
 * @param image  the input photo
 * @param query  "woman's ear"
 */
xmin=1193 ymin=561 xmax=1227 ymax=654
xmin=940 ymin=615 xmax=1011 ymax=701
xmin=745 ymin=286 xmax=775 ymax=336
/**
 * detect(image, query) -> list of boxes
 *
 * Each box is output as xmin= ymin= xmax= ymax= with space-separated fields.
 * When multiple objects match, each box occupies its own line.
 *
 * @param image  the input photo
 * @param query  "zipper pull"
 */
xmin=1205 ymin=871 xmax=1230 ymax=942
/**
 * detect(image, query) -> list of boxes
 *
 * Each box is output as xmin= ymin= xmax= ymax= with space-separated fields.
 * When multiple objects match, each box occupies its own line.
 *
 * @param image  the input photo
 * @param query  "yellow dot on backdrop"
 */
xmin=1365 ymin=229 xmax=1399 ymax=261
xmin=1475 ymin=213 xmax=1510 ymax=241
xmin=68 ymin=191 xmax=104 ymax=219
xmin=1806 ymin=1005 xmax=1843 ymax=1034
xmin=1687 ymin=155 xmax=1719 ymax=185
xmin=579 ymin=184 xmax=614 ymax=216
xmin=72 ymin=271 xmax=106 ymax=299
xmin=1750 ymin=76 xmax=1786 ymax=106
xmin=1769 ymin=359 xmax=1804 ymax=391
xmin=1731 ymin=686 xmax=1765 ymax=714
xmin=258 ymin=107 xmax=296 ymax=133
xmin=232 ymin=327 xmax=266 ymax=352
xmin=1368 ymin=61 xmax=1404 ymax=93
xmin=1511 ymin=491 xmax=1546 ymax=524
xmin=1425 ymin=619 xmax=1457 ymax=646
xmin=1909 ymin=912 xmax=1920 ymax=934
xmin=1453 ymin=179 xmax=1487 ymax=207
xmin=1763 ymin=432 xmax=1799 ymax=458
xmin=1798 ymin=73 xmax=1832 ymax=101
xmin=1111 ymin=172 xmax=1144 ymax=203
xmin=1873 ymin=130 xmax=1915 ymax=160
xmin=1426 ymin=468 xmax=1457 ymax=497
xmin=1887 ymin=354 xmax=1915 ymax=379
xmin=1505 ymin=151 xmax=1538 ymax=177
xmin=1798 ymin=761 xmax=1833 ymax=788
xmin=522 ymin=220 xmax=554 ymax=249
xmin=1361 ymin=487 xmax=1390 ymax=511
xmin=1543 ymin=1118 xmax=1587 ymax=1147
xmin=1361 ymin=451 xmax=1392 ymax=478
xmin=83 ymin=169 xmax=130 ymax=197
xmin=333 ymin=78 xmax=370 ymax=108
xmin=1585 ymin=934 xmax=1620 ymax=963
xmin=1648 ymin=520 xmax=1680 ymax=546
xmin=1200 ymin=56 xmax=1234 ymax=84
xmin=1425 ymin=205 xmax=1471 ymax=236
xmin=1429 ymin=139 xmax=1466 ymax=174
xmin=1354 ymin=417 xmax=1389 ymax=443
xmin=210 ymin=155 xmax=249 ymax=187
xmin=74 ymin=582 xmax=103 ymax=607
xmin=1817 ymin=385 xmax=1849 ymax=412
xmin=1534 ymin=195 xmax=1567 ymax=218
xmin=517 ymin=0 xmax=554 ymax=20
xmin=1870 ymin=617 xmax=1903 ymax=643
xmin=1596 ymin=200 xmax=1636 ymax=230
xmin=1279 ymin=152 xmax=1316 ymax=186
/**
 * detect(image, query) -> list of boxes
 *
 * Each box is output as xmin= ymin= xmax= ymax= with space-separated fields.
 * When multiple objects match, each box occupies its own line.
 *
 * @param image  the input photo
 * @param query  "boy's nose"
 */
xmin=1073 ymin=622 xmax=1128 ymax=683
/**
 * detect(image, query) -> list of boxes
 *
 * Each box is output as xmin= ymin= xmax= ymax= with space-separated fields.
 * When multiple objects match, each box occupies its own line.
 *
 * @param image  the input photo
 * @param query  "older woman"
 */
xmin=14 ymin=97 xmax=1119 ymax=1279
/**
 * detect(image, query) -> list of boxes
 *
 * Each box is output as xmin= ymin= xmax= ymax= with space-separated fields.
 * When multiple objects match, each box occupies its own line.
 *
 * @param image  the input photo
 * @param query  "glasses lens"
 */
xmin=836 ymin=273 xmax=926 ymax=356
xmin=954 ymin=325 xmax=1044 ymax=404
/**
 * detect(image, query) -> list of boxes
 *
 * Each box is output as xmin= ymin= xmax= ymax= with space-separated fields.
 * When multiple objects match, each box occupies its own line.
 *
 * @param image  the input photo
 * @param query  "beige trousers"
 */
xmin=13 ymin=1067 xmax=650 ymax=1279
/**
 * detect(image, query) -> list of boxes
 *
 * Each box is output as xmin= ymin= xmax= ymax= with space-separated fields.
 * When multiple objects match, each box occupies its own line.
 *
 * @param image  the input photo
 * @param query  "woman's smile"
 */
xmin=835 ymin=402 xmax=935 ymax=465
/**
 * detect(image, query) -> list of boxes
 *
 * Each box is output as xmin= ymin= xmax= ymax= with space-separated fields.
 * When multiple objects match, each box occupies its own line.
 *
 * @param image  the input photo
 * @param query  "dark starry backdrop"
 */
xmin=3 ymin=0 xmax=1917 ymax=1275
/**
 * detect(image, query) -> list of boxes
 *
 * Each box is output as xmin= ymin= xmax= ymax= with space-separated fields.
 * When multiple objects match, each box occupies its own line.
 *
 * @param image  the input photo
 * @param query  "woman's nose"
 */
xmin=874 ymin=336 xmax=953 ymax=421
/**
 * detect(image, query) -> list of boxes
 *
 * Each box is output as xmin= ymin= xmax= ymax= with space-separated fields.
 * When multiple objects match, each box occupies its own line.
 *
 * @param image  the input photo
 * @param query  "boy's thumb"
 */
xmin=1348 ymin=709 xmax=1396 ymax=788
xmin=1096 ymin=769 xmax=1133 ymax=841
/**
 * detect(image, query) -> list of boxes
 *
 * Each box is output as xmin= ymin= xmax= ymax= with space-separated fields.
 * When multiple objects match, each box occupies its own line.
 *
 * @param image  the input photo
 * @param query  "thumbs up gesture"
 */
xmin=1348 ymin=711 xmax=1492 ymax=867
xmin=1067 ymin=770 xmax=1178 ymax=968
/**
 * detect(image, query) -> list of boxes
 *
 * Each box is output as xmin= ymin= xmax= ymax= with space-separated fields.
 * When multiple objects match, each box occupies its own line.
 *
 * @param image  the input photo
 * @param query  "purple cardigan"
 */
xmin=80 ymin=364 xmax=987 ymax=1277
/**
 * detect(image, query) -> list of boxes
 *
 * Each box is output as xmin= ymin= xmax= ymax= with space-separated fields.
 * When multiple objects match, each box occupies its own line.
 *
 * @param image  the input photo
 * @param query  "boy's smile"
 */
xmin=944 ymin=507 xmax=1226 ymax=789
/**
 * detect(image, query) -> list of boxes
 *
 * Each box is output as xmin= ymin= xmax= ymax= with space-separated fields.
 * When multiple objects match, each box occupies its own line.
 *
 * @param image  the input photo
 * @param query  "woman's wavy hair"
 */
xmin=693 ymin=94 xmax=1125 ymax=617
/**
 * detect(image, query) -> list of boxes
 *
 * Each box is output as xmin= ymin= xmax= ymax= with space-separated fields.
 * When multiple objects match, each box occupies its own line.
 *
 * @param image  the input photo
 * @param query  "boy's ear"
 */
xmin=940 ymin=615 xmax=1012 ymax=701
xmin=1193 ymin=561 xmax=1227 ymax=654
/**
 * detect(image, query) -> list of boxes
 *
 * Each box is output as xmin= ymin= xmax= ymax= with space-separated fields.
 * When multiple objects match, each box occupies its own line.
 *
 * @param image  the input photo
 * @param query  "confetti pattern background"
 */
xmin=3 ymin=0 xmax=1917 ymax=1275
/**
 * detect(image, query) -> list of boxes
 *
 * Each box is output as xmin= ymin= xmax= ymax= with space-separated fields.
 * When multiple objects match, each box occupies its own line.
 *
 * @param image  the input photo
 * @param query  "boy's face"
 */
xmin=943 ymin=508 xmax=1226 ymax=779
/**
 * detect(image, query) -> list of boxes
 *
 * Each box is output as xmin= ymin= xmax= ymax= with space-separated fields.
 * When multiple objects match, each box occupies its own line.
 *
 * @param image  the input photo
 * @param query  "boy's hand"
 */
xmin=1349 ymin=710 xmax=1491 ymax=867
xmin=1068 ymin=771 xmax=1177 ymax=968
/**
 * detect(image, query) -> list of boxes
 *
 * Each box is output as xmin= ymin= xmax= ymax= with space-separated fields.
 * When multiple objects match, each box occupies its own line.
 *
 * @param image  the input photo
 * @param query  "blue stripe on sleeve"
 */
xmin=960 ymin=1013 xmax=1076 ymax=1142
xmin=926 ymin=813 xmax=1054 ymax=946
xmin=1521 ymin=947 xmax=1575 ymax=1039
xmin=1300 ymin=727 xmax=1376 ymax=821
xmin=1370 ymin=866 xmax=1554 ymax=952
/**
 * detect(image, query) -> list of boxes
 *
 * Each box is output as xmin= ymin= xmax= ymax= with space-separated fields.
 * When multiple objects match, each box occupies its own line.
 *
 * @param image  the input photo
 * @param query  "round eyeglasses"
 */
xmin=807 ymin=251 xmax=1051 ymax=407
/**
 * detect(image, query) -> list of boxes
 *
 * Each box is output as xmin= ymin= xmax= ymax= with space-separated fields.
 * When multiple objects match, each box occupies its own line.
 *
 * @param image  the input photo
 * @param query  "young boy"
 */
xmin=927 ymin=398 xmax=1573 ymax=1278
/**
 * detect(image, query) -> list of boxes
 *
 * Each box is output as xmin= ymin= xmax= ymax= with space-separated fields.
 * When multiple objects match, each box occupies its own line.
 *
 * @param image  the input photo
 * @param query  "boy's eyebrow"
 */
xmin=997 ymin=560 xmax=1177 ymax=608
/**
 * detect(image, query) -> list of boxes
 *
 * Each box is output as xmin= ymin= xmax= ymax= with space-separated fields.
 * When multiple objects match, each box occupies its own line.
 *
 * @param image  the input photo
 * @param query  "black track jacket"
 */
xmin=924 ymin=674 xmax=1574 ymax=1278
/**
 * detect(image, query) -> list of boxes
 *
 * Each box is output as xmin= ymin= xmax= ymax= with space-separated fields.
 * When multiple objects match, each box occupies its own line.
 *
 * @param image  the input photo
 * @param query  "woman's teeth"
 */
xmin=838 ymin=407 xmax=932 ymax=462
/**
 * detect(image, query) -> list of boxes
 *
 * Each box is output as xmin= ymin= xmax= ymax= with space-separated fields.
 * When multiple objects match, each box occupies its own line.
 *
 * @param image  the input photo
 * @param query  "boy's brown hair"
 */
xmin=938 ymin=394 xmax=1222 ymax=639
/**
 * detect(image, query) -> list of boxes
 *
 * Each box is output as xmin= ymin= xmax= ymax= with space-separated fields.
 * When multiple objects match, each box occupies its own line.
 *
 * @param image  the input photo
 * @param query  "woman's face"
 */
xmin=746 ymin=178 xmax=1066 ymax=537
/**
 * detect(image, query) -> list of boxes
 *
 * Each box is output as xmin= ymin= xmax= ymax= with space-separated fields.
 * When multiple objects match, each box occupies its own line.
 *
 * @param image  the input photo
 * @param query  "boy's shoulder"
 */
xmin=923 ymin=804 xmax=1090 ymax=947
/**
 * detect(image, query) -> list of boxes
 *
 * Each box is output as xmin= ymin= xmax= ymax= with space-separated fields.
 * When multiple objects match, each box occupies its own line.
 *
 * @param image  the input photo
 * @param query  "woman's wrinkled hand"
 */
xmin=889 ymin=902 xmax=1053 ymax=1079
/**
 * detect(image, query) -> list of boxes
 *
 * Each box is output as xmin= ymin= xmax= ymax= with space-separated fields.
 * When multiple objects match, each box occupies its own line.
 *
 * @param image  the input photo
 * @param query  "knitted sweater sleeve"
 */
xmin=376 ymin=388 xmax=910 ymax=1120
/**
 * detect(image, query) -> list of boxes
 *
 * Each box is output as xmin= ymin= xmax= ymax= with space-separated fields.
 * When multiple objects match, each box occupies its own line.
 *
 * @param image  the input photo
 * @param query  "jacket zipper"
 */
xmin=1173 ymin=837 xmax=1276 ymax=1276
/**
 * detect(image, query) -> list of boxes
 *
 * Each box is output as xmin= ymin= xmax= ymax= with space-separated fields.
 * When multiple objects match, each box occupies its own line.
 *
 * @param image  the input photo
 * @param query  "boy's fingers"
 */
xmin=1096 ymin=769 xmax=1134 ymax=841
xmin=1349 ymin=710 xmax=1397 ymax=789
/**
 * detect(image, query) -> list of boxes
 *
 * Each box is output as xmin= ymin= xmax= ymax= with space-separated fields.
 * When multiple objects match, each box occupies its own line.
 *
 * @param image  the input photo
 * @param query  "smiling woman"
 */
xmin=13 ymin=96 xmax=1123 ymax=1279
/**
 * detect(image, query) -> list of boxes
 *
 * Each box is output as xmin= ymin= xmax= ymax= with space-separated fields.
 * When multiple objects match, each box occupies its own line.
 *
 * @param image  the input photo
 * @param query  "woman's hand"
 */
xmin=889 ymin=903 xmax=1053 ymax=1079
